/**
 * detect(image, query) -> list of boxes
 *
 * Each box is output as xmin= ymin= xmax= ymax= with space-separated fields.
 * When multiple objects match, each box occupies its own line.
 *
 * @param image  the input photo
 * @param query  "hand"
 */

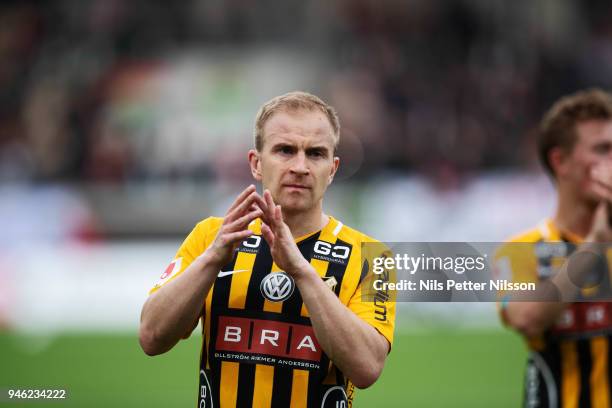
xmin=587 ymin=201 xmax=612 ymax=242
xmin=204 ymin=185 xmax=268 ymax=269
xmin=259 ymin=190 xmax=311 ymax=278
xmin=590 ymin=163 xmax=612 ymax=203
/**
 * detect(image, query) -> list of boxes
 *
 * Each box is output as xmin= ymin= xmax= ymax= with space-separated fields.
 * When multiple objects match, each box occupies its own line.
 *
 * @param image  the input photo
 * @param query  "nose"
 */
xmin=289 ymin=151 xmax=310 ymax=176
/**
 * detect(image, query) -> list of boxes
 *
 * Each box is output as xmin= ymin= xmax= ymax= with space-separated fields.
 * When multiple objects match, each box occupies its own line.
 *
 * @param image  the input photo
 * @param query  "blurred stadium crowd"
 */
xmin=3 ymin=0 xmax=612 ymax=186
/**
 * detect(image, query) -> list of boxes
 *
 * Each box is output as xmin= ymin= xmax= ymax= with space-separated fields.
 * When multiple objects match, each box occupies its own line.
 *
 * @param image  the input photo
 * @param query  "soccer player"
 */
xmin=139 ymin=91 xmax=395 ymax=407
xmin=498 ymin=89 xmax=612 ymax=407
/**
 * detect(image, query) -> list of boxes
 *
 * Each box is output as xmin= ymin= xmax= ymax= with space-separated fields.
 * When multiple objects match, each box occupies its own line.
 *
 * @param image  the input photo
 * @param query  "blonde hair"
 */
xmin=254 ymin=91 xmax=340 ymax=152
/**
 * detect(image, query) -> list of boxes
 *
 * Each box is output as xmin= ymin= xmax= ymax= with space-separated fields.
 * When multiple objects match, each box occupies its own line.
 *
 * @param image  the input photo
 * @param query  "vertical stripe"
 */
xmin=208 ymin=255 xmax=237 ymax=408
xmin=307 ymin=238 xmax=353 ymax=406
xmin=199 ymin=316 xmax=207 ymax=371
xmin=549 ymin=343 xmax=563 ymax=408
xmin=236 ymin=240 xmax=274 ymax=408
xmin=608 ymin=334 xmax=612 ymax=407
xmin=590 ymin=336 xmax=610 ymax=408
xmin=576 ymin=339 xmax=593 ymax=407
xmin=301 ymin=256 xmax=330 ymax=317
xmin=271 ymin=233 xmax=321 ymax=408
xmin=253 ymin=291 xmax=277 ymax=407
xmin=219 ymin=362 xmax=239 ymax=407
xmin=252 ymin=365 xmax=275 ymax=407
xmin=561 ymin=340 xmax=580 ymax=408
xmin=324 ymin=239 xmax=352 ymax=297
xmin=228 ymin=251 xmax=258 ymax=309
xmin=222 ymin=249 xmax=259 ymax=404
xmin=306 ymin=370 xmax=322 ymax=407
xmin=300 ymin=227 xmax=337 ymax=317
xmin=576 ymin=339 xmax=592 ymax=407
xmin=290 ymin=370 xmax=309 ymax=408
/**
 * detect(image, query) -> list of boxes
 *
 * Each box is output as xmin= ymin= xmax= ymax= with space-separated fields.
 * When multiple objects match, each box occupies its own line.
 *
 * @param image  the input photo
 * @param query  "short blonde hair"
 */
xmin=254 ymin=91 xmax=340 ymax=152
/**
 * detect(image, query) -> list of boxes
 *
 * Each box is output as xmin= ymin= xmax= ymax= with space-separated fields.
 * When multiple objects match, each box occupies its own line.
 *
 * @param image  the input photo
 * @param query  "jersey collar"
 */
xmin=542 ymin=218 xmax=584 ymax=243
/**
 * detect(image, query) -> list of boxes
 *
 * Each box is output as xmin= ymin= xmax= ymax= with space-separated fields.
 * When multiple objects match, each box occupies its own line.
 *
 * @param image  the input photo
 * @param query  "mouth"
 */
xmin=282 ymin=184 xmax=310 ymax=190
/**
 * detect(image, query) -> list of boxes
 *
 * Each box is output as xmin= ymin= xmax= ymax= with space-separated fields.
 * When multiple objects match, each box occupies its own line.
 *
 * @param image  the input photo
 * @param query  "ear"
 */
xmin=549 ymin=147 xmax=568 ymax=178
xmin=248 ymin=149 xmax=263 ymax=181
xmin=328 ymin=156 xmax=340 ymax=185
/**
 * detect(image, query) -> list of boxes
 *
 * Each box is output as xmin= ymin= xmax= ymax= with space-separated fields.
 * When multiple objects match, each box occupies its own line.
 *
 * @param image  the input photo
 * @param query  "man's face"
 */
xmin=249 ymin=109 xmax=339 ymax=214
xmin=556 ymin=120 xmax=612 ymax=203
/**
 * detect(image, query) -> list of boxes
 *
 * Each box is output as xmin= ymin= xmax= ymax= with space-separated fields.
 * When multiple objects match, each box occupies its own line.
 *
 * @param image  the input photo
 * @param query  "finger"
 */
xmin=269 ymin=204 xmax=284 ymax=233
xmin=249 ymin=202 xmax=272 ymax=225
xmin=257 ymin=190 xmax=274 ymax=225
xmin=263 ymin=190 xmax=278 ymax=226
xmin=225 ymin=208 xmax=262 ymax=232
xmin=226 ymin=191 xmax=261 ymax=222
xmin=275 ymin=204 xmax=283 ymax=223
xmin=600 ymin=201 xmax=612 ymax=226
xmin=264 ymin=189 xmax=275 ymax=208
xmin=227 ymin=185 xmax=256 ymax=214
xmin=223 ymin=229 xmax=255 ymax=245
xmin=251 ymin=194 xmax=270 ymax=215
xmin=261 ymin=222 xmax=275 ymax=247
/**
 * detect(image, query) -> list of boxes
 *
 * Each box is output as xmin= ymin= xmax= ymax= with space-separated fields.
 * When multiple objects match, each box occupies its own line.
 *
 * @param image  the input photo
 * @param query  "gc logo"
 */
xmin=313 ymin=241 xmax=350 ymax=259
xmin=260 ymin=272 xmax=295 ymax=302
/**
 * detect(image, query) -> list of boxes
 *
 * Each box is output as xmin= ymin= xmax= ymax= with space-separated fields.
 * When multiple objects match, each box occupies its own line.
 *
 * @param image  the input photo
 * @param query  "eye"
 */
xmin=307 ymin=148 xmax=327 ymax=158
xmin=275 ymin=145 xmax=295 ymax=155
xmin=594 ymin=143 xmax=612 ymax=155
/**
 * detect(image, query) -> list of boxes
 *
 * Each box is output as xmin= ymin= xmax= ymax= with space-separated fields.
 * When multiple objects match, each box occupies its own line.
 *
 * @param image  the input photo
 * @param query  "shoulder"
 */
xmin=505 ymin=226 xmax=546 ymax=243
xmin=332 ymin=219 xmax=391 ymax=262
xmin=334 ymin=220 xmax=379 ymax=246
xmin=495 ymin=223 xmax=544 ymax=262
xmin=180 ymin=217 xmax=225 ymax=249
xmin=193 ymin=216 xmax=225 ymax=236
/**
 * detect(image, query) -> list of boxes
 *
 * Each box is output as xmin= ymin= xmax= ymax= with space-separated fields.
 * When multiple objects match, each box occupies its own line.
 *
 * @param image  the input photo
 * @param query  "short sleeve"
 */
xmin=148 ymin=217 xmax=219 ymax=295
xmin=347 ymin=277 xmax=396 ymax=347
xmin=494 ymin=240 xmax=540 ymax=324
xmin=347 ymin=241 xmax=396 ymax=348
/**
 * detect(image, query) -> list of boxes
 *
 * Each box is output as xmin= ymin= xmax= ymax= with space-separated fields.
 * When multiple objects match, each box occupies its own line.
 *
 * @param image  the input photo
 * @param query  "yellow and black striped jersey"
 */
xmin=150 ymin=216 xmax=395 ymax=408
xmin=497 ymin=219 xmax=612 ymax=408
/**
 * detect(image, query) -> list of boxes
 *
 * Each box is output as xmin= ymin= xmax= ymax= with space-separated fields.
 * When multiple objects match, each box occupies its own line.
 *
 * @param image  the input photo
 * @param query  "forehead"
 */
xmin=262 ymin=109 xmax=335 ymax=148
xmin=575 ymin=120 xmax=612 ymax=146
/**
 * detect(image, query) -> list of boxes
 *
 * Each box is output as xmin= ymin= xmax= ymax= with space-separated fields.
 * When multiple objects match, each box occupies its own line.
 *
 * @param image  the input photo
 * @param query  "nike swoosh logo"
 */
xmin=218 ymin=269 xmax=249 ymax=278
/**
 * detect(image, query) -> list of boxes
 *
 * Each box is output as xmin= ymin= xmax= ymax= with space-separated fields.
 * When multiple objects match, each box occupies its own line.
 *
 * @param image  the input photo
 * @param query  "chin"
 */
xmin=278 ymin=197 xmax=312 ymax=214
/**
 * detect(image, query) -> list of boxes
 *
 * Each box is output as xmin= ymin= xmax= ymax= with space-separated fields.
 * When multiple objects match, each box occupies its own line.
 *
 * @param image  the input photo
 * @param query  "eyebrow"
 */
xmin=270 ymin=142 xmax=330 ymax=150
xmin=306 ymin=145 xmax=330 ymax=153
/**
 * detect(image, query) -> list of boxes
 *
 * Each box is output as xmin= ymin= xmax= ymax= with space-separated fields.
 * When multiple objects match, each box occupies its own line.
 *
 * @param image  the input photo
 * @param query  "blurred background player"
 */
xmin=499 ymin=89 xmax=612 ymax=407
xmin=139 ymin=92 xmax=395 ymax=407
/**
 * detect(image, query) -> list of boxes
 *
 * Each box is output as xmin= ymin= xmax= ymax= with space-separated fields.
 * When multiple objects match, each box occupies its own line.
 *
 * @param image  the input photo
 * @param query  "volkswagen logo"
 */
xmin=260 ymin=272 xmax=295 ymax=302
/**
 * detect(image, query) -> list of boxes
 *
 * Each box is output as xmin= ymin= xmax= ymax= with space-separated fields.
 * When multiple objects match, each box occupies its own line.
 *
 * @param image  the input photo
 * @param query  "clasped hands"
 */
xmin=205 ymin=185 xmax=311 ymax=278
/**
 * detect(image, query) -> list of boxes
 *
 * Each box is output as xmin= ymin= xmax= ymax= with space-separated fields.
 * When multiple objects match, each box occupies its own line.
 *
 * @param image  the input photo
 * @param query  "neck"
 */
xmin=282 ymin=204 xmax=328 ymax=238
xmin=553 ymin=186 xmax=597 ymax=238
